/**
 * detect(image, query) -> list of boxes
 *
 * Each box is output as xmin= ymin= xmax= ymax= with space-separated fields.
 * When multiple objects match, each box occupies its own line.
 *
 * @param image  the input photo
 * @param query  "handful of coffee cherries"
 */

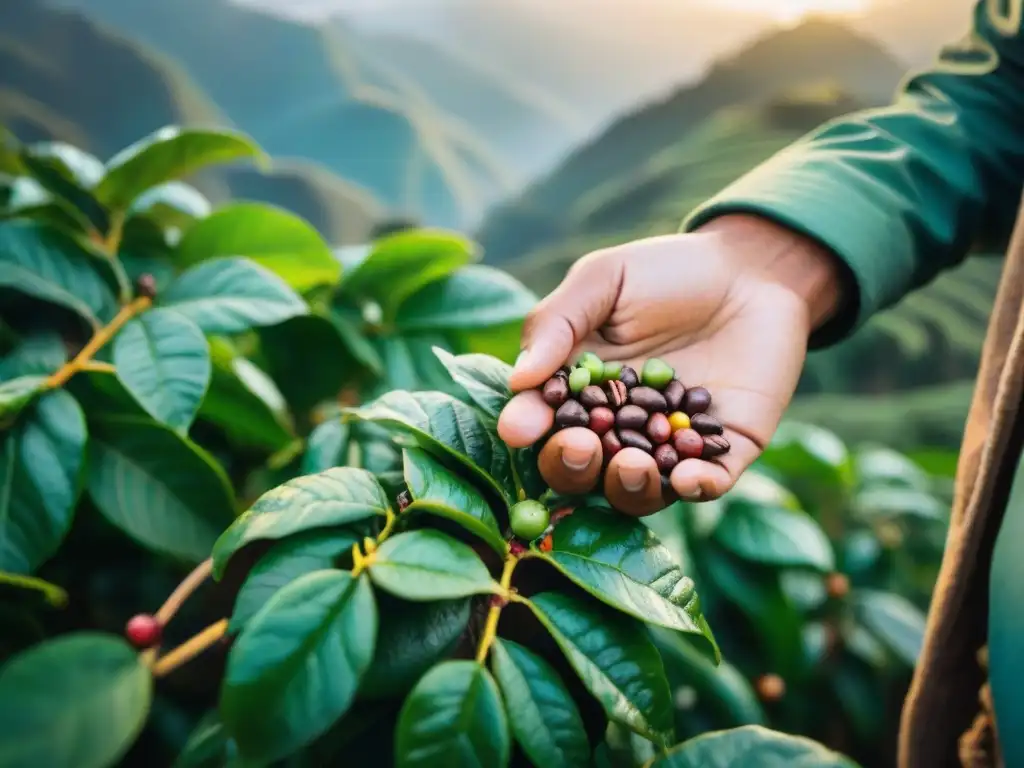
xmin=539 ymin=352 xmax=730 ymax=484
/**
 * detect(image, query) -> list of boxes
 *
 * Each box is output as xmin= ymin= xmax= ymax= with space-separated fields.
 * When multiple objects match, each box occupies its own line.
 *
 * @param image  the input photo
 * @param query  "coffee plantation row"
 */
xmin=0 ymin=125 xmax=950 ymax=768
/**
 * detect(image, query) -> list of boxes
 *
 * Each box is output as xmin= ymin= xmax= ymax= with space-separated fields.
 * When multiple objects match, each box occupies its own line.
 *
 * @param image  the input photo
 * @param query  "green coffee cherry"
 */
xmin=641 ymin=358 xmax=675 ymax=390
xmin=578 ymin=352 xmax=604 ymax=383
xmin=510 ymin=500 xmax=550 ymax=541
xmin=601 ymin=361 xmax=623 ymax=382
xmin=568 ymin=367 xmax=591 ymax=393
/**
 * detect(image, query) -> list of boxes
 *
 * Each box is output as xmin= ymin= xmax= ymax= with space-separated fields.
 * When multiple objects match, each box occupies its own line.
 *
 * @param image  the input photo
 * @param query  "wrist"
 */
xmin=698 ymin=213 xmax=844 ymax=331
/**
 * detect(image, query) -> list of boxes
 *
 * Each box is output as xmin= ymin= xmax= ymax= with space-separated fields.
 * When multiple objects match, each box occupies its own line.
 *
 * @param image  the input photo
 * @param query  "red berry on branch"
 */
xmin=125 ymin=613 xmax=163 ymax=649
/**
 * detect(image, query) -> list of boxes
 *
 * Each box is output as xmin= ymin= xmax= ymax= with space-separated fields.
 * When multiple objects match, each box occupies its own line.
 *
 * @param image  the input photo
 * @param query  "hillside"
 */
xmin=478 ymin=18 xmax=906 ymax=266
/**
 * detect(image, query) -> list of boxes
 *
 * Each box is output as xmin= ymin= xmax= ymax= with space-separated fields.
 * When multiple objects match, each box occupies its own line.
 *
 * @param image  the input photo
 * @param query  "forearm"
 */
xmin=683 ymin=1 xmax=1024 ymax=346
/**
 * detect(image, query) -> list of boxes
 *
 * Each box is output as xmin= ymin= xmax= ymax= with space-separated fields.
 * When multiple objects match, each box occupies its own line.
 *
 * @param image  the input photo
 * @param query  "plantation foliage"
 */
xmin=0 ymin=126 xmax=953 ymax=768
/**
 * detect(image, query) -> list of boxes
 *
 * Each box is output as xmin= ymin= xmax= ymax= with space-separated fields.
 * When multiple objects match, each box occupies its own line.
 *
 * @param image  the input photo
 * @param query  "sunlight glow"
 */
xmin=701 ymin=0 xmax=871 ymax=24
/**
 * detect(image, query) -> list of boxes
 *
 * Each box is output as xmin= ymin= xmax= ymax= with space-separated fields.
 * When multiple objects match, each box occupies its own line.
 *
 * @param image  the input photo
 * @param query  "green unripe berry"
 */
xmin=601 ymin=361 xmax=623 ymax=382
xmin=578 ymin=352 xmax=604 ymax=383
xmin=568 ymin=367 xmax=591 ymax=393
xmin=641 ymin=358 xmax=675 ymax=390
xmin=510 ymin=500 xmax=550 ymax=541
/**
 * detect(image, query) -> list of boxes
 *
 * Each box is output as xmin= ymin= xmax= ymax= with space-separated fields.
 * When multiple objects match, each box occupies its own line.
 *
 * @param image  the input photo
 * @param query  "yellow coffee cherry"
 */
xmin=668 ymin=412 xmax=691 ymax=432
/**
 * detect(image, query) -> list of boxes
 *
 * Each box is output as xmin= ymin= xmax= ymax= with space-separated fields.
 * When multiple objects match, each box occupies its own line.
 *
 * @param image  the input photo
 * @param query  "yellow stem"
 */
xmin=79 ymin=361 xmax=116 ymax=374
xmin=475 ymin=556 xmax=518 ymax=664
xmin=155 ymin=558 xmax=213 ymax=626
xmin=103 ymin=214 xmax=124 ymax=256
xmin=350 ymin=542 xmax=375 ymax=578
xmin=152 ymin=619 xmax=229 ymax=678
xmin=0 ymin=571 xmax=68 ymax=607
xmin=45 ymin=297 xmax=151 ymax=389
xmin=377 ymin=508 xmax=397 ymax=543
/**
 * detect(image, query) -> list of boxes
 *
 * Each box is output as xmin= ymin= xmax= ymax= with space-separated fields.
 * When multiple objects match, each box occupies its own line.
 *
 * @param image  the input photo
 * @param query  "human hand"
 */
xmin=497 ymin=214 xmax=843 ymax=516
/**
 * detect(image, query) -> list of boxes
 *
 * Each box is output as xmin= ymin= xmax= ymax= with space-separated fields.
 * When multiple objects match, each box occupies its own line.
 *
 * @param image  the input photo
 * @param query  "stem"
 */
xmin=152 ymin=618 xmax=229 ymax=678
xmin=350 ymin=542 xmax=375 ymax=578
xmin=509 ymin=451 xmax=527 ymax=502
xmin=45 ymin=297 xmax=151 ymax=389
xmin=155 ymin=558 xmax=213 ymax=625
xmin=0 ymin=571 xmax=68 ymax=607
xmin=103 ymin=213 xmax=124 ymax=257
xmin=377 ymin=508 xmax=397 ymax=543
xmin=475 ymin=555 xmax=518 ymax=663
xmin=80 ymin=361 xmax=115 ymax=374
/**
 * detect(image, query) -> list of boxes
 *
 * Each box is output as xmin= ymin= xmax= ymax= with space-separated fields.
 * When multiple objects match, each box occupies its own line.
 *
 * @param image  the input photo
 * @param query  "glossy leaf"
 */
xmin=853 ymin=589 xmax=926 ymax=667
xmin=403 ymin=447 xmax=506 ymax=556
xmin=95 ymin=126 xmax=265 ymax=210
xmin=0 ymin=390 xmax=86 ymax=573
xmin=212 ymin=467 xmax=388 ymax=578
xmin=396 ymin=265 xmax=536 ymax=332
xmin=0 ymin=633 xmax=152 ymax=768
xmin=18 ymin=143 xmax=107 ymax=233
xmin=87 ymin=415 xmax=235 ymax=563
xmin=346 ymin=390 xmax=514 ymax=505
xmin=854 ymin=446 xmax=931 ymax=491
xmin=340 ymin=228 xmax=477 ymax=318
xmin=173 ymin=711 xmax=236 ymax=768
xmin=302 ymin=417 xmax=350 ymax=474
xmin=527 ymin=591 xmax=675 ymax=745
xmin=539 ymin=507 xmax=716 ymax=652
xmin=714 ymin=500 xmax=835 ymax=573
xmin=0 ymin=221 xmax=118 ymax=326
xmin=853 ymin=486 xmax=945 ymax=521
xmin=432 ymin=347 xmax=512 ymax=420
xmin=369 ymin=529 xmax=497 ymax=601
xmin=128 ymin=181 xmax=211 ymax=228
xmin=491 ymin=639 xmax=590 ymax=768
xmin=159 ymin=257 xmax=307 ymax=334
xmin=0 ymin=375 xmax=46 ymax=423
xmin=113 ymin=308 xmax=210 ymax=434
xmin=229 ymin=528 xmax=362 ymax=632
xmin=648 ymin=724 xmax=860 ymax=767
xmin=0 ymin=333 xmax=66 ymax=379
xmin=758 ymin=421 xmax=854 ymax=493
xmin=395 ymin=660 xmax=510 ymax=768
xmin=221 ymin=570 xmax=376 ymax=763
xmin=176 ymin=202 xmax=339 ymax=291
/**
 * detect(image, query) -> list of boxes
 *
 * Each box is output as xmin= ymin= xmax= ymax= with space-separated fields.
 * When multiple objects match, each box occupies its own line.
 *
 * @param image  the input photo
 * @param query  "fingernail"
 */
xmin=681 ymin=488 xmax=702 ymax=501
xmin=620 ymin=468 xmax=647 ymax=493
xmin=561 ymin=445 xmax=592 ymax=472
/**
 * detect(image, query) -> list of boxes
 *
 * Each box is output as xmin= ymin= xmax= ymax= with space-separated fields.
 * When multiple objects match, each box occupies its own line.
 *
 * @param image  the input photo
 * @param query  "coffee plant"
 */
xmin=0 ymin=124 xmax=948 ymax=768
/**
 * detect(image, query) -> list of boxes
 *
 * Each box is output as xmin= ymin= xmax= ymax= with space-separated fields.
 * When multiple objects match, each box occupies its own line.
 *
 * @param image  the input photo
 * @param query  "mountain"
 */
xmin=478 ymin=18 xmax=906 ymax=267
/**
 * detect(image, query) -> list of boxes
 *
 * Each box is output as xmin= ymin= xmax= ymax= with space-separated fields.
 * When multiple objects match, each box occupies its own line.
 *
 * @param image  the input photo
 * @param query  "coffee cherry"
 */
xmin=646 ymin=412 xmax=671 ymax=444
xmin=619 ymin=366 xmax=640 ymax=388
xmin=690 ymin=413 xmax=724 ymax=435
xmin=135 ymin=273 xmax=158 ymax=300
xmin=664 ymin=379 xmax=685 ymax=411
xmin=555 ymin=400 xmax=589 ymax=428
xmin=568 ymin=368 xmax=591 ymax=393
xmin=668 ymin=411 xmax=691 ymax=432
xmin=629 ymin=386 xmax=668 ymax=413
xmin=602 ymin=361 xmax=623 ymax=382
xmin=756 ymin=673 xmax=786 ymax=702
xmin=826 ymin=572 xmax=850 ymax=600
xmin=701 ymin=434 xmax=730 ymax=459
xmin=604 ymin=379 xmax=628 ymax=408
xmin=578 ymin=352 xmax=605 ymax=383
xmin=673 ymin=428 xmax=704 ymax=459
xmin=510 ymin=500 xmax=550 ymax=541
xmin=542 ymin=377 xmax=570 ymax=408
xmin=654 ymin=443 xmax=679 ymax=473
xmin=601 ymin=430 xmax=623 ymax=460
xmin=589 ymin=407 xmax=615 ymax=436
xmin=618 ymin=429 xmax=653 ymax=453
xmin=683 ymin=386 xmax=712 ymax=415
xmin=641 ymin=358 xmax=675 ymax=390
xmin=616 ymin=405 xmax=648 ymax=431
xmin=125 ymin=614 xmax=162 ymax=649
xmin=579 ymin=385 xmax=608 ymax=409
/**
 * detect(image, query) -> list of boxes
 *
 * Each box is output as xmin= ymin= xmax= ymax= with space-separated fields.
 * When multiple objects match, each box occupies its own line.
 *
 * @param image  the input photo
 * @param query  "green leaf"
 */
xmin=340 ymin=228 xmax=477 ymax=319
xmin=852 ymin=487 xmax=945 ymax=522
xmin=759 ymin=421 xmax=854 ymax=493
xmin=199 ymin=337 xmax=294 ymax=451
xmin=403 ymin=447 xmax=507 ymax=556
xmin=346 ymin=390 xmax=514 ymax=505
xmin=0 ymin=632 xmax=152 ymax=768
xmin=173 ymin=711 xmax=236 ymax=768
xmin=0 ymin=390 xmax=86 ymax=573
xmin=854 ymin=446 xmax=930 ymax=491
xmin=853 ymin=589 xmax=926 ymax=667
xmin=370 ymin=334 xmax=463 ymax=396
xmin=361 ymin=593 xmax=471 ymax=701
xmin=176 ymin=202 xmax=338 ymax=291
xmin=0 ymin=332 xmax=67 ymax=379
xmin=432 ymin=347 xmax=512 ymax=420
xmin=302 ymin=418 xmax=350 ymax=474
xmin=212 ymin=467 xmax=388 ymax=578
xmin=527 ymin=591 xmax=674 ymax=745
xmin=87 ymin=415 xmax=235 ymax=563
xmin=95 ymin=126 xmax=265 ymax=211
xmin=221 ymin=569 xmax=376 ymax=763
xmin=128 ymin=181 xmax=211 ymax=229
xmin=490 ymin=639 xmax=590 ymax=768
xmin=18 ymin=143 xmax=107 ymax=234
xmin=648 ymin=724 xmax=860 ymax=767
xmin=368 ymin=529 xmax=497 ymax=601
xmin=395 ymin=265 xmax=536 ymax=332
xmin=714 ymin=499 xmax=835 ymax=573
xmin=538 ymin=507 xmax=717 ymax=652
xmin=229 ymin=528 xmax=362 ymax=632
xmin=159 ymin=257 xmax=307 ymax=335
xmin=0 ymin=221 xmax=118 ymax=326
xmin=328 ymin=304 xmax=384 ymax=376
xmin=0 ymin=375 xmax=46 ymax=423
xmin=113 ymin=308 xmax=211 ymax=435
xmin=395 ymin=659 xmax=510 ymax=768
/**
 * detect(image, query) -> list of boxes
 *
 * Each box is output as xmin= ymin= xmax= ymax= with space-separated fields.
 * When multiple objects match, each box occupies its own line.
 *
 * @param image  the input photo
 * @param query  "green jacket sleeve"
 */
xmin=682 ymin=0 xmax=1024 ymax=346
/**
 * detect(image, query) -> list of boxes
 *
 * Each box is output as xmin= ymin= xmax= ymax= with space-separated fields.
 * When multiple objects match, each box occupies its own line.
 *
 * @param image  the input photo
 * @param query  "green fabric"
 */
xmin=682 ymin=0 xmax=1024 ymax=348
xmin=988 ymin=452 xmax=1024 ymax=764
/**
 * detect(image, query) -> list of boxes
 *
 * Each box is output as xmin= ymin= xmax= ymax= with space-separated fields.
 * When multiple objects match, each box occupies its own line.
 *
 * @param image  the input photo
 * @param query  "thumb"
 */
xmin=508 ymin=252 xmax=623 ymax=391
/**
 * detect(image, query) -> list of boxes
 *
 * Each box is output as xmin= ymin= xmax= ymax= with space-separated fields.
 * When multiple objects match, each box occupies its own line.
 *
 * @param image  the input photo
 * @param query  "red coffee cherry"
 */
xmin=826 ymin=572 xmax=850 ymax=600
xmin=672 ymin=428 xmax=704 ymax=459
xmin=125 ymin=614 xmax=163 ymax=649
xmin=589 ymin=407 xmax=615 ymax=436
xmin=756 ymin=673 xmax=786 ymax=702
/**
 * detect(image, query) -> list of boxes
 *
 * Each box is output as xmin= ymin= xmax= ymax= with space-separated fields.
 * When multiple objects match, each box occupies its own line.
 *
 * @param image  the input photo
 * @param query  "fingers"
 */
xmin=497 ymin=391 xmax=553 ymax=448
xmin=508 ymin=252 xmax=623 ymax=391
xmin=537 ymin=428 xmax=603 ymax=494
xmin=604 ymin=448 xmax=670 ymax=517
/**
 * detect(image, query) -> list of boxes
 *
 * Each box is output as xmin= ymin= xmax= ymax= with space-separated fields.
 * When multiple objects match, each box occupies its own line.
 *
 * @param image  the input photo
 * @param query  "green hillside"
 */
xmin=478 ymin=18 xmax=906 ymax=266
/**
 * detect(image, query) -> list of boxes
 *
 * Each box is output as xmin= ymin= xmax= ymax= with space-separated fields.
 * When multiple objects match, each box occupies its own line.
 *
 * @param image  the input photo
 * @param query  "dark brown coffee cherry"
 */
xmin=672 ymin=428 xmax=704 ymax=459
xmin=646 ymin=412 xmax=671 ymax=444
xmin=683 ymin=387 xmax=712 ymax=415
xmin=653 ymin=443 xmax=679 ymax=473
xmin=629 ymin=386 xmax=668 ymax=413
xmin=601 ymin=430 xmax=623 ymax=460
xmin=618 ymin=429 xmax=653 ymax=453
xmin=542 ymin=377 xmax=570 ymax=408
xmin=615 ymin=405 xmax=648 ymax=431
xmin=579 ymin=385 xmax=608 ymax=409
xmin=619 ymin=366 xmax=640 ymax=388
xmin=690 ymin=413 xmax=724 ymax=435
xmin=589 ymin=407 xmax=615 ymax=436
xmin=555 ymin=400 xmax=589 ymax=428
xmin=701 ymin=434 xmax=730 ymax=459
xmin=664 ymin=379 xmax=685 ymax=411
xmin=135 ymin=273 xmax=158 ymax=300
